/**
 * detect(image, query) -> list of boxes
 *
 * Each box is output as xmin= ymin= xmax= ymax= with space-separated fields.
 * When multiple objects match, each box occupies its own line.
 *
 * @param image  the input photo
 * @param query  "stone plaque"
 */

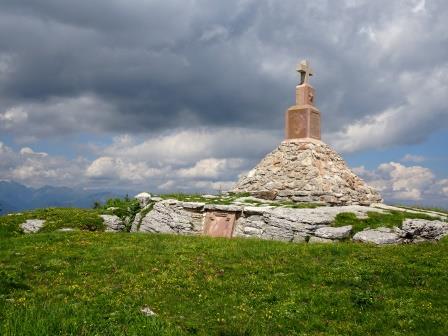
xmin=203 ymin=212 xmax=236 ymax=238
xmin=286 ymin=108 xmax=307 ymax=139
xmin=310 ymin=111 xmax=321 ymax=139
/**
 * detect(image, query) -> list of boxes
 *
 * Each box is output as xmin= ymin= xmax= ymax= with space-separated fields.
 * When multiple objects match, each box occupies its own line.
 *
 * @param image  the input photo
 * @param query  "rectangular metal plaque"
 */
xmin=203 ymin=212 xmax=236 ymax=238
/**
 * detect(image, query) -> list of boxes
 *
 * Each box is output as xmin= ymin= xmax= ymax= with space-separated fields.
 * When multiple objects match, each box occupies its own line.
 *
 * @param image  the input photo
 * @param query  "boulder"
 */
xmin=138 ymin=200 xmax=203 ymax=234
xmin=352 ymin=227 xmax=401 ymax=244
xmin=130 ymin=213 xmax=142 ymax=232
xmin=20 ymin=219 xmax=45 ymax=233
xmin=400 ymin=219 xmax=448 ymax=241
xmin=314 ymin=225 xmax=352 ymax=239
xmin=134 ymin=192 xmax=152 ymax=207
xmin=100 ymin=214 xmax=125 ymax=232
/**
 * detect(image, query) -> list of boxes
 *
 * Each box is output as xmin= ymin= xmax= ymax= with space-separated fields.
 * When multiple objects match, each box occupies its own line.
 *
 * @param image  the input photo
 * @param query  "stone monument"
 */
xmin=232 ymin=60 xmax=382 ymax=205
xmin=285 ymin=60 xmax=321 ymax=140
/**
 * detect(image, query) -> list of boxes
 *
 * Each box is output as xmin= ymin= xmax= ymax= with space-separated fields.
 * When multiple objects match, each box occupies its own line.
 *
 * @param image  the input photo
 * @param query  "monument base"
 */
xmin=232 ymin=138 xmax=382 ymax=206
xmin=285 ymin=105 xmax=321 ymax=140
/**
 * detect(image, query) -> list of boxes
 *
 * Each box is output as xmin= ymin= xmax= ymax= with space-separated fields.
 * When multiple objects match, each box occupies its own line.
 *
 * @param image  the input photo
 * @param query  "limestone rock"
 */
xmin=140 ymin=306 xmax=157 ymax=317
xmin=130 ymin=212 xmax=142 ymax=232
xmin=204 ymin=204 xmax=242 ymax=212
xmin=232 ymin=139 xmax=382 ymax=206
xmin=100 ymin=214 xmax=125 ymax=232
xmin=132 ymin=199 xmax=446 ymax=245
xmin=352 ymin=227 xmax=401 ymax=244
xmin=138 ymin=200 xmax=203 ymax=234
xmin=400 ymin=219 xmax=448 ymax=241
xmin=20 ymin=219 xmax=45 ymax=233
xmin=314 ymin=225 xmax=352 ymax=239
xmin=135 ymin=192 xmax=152 ymax=207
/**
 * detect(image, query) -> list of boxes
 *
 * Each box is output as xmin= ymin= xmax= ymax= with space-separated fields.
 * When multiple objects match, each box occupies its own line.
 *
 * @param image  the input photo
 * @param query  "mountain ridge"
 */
xmin=0 ymin=181 xmax=128 ymax=214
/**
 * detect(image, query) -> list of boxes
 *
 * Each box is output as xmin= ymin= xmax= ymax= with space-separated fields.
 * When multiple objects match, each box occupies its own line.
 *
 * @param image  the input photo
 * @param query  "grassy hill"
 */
xmin=1 ymin=207 xmax=448 ymax=335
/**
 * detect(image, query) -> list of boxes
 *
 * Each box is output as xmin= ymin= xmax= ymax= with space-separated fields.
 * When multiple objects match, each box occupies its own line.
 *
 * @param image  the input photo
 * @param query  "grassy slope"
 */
xmin=1 ymin=230 xmax=448 ymax=335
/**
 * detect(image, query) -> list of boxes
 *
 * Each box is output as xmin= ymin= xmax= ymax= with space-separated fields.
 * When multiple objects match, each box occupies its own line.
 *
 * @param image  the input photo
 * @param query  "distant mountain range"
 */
xmin=0 ymin=181 xmax=129 ymax=215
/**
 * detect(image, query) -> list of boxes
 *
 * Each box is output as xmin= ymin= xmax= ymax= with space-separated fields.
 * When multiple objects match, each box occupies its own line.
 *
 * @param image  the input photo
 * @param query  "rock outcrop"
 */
xmin=100 ymin=214 xmax=125 ymax=232
xmin=399 ymin=219 xmax=448 ymax=241
xmin=139 ymin=200 xmax=204 ymax=234
xmin=352 ymin=227 xmax=401 ymax=245
xmin=20 ymin=219 xmax=46 ymax=233
xmin=134 ymin=192 xmax=152 ymax=207
xmin=135 ymin=200 xmax=379 ymax=242
xmin=232 ymin=138 xmax=382 ymax=206
xmin=133 ymin=199 xmax=448 ymax=245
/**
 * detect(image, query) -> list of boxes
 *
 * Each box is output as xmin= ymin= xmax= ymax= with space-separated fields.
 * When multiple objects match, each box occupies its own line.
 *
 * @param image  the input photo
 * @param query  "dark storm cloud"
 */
xmin=1 ymin=0 xmax=447 ymax=145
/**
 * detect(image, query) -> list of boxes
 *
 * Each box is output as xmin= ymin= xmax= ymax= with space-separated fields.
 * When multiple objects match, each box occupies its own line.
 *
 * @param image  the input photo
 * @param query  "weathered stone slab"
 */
xmin=204 ymin=204 xmax=242 ymax=212
xmin=400 ymin=219 xmax=448 ymax=240
xmin=314 ymin=225 xmax=352 ymax=239
xmin=352 ymin=228 xmax=401 ymax=245
xmin=139 ymin=200 xmax=203 ymax=234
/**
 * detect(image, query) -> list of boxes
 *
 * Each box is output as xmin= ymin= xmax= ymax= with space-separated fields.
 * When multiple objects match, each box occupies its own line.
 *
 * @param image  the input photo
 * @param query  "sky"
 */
xmin=0 ymin=0 xmax=447 ymax=206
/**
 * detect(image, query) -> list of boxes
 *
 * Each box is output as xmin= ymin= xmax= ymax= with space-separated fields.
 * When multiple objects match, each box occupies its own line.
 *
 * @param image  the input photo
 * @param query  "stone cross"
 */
xmin=297 ymin=60 xmax=313 ymax=85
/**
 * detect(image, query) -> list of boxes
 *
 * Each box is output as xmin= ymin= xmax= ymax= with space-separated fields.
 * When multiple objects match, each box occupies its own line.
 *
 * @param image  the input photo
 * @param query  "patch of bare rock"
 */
xmin=100 ymin=214 xmax=125 ymax=232
xmin=20 ymin=219 xmax=46 ymax=233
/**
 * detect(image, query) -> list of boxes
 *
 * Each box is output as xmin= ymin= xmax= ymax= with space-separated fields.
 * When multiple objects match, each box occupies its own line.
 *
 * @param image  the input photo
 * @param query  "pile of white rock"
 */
xmin=232 ymin=139 xmax=382 ymax=206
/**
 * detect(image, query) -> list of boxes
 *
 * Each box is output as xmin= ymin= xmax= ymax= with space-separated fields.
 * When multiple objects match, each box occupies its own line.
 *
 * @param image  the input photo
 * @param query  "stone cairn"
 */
xmin=232 ymin=60 xmax=382 ymax=206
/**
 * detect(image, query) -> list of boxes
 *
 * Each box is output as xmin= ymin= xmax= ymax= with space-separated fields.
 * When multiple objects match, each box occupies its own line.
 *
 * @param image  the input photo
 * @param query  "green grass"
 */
xmin=1 ymin=229 xmax=448 ymax=335
xmin=160 ymin=193 xmax=244 ymax=205
xmin=0 ymin=208 xmax=104 ymax=237
xmin=333 ymin=210 xmax=440 ymax=234
xmin=159 ymin=193 xmax=323 ymax=209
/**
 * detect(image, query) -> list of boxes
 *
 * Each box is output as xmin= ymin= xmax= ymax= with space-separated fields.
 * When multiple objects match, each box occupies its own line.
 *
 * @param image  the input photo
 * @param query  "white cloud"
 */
xmin=401 ymin=154 xmax=425 ymax=163
xmin=328 ymin=65 xmax=448 ymax=153
xmin=436 ymin=179 xmax=448 ymax=196
xmin=178 ymin=158 xmax=244 ymax=178
xmin=102 ymin=128 xmax=279 ymax=164
xmin=19 ymin=147 xmax=48 ymax=158
xmin=412 ymin=0 xmax=426 ymax=13
xmin=0 ymin=95 xmax=117 ymax=141
xmin=86 ymin=156 xmax=163 ymax=182
xmin=199 ymin=25 xmax=229 ymax=42
xmin=354 ymin=161 xmax=447 ymax=203
xmin=0 ymin=142 xmax=87 ymax=187
xmin=0 ymin=107 xmax=28 ymax=130
xmin=84 ymin=128 xmax=276 ymax=192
